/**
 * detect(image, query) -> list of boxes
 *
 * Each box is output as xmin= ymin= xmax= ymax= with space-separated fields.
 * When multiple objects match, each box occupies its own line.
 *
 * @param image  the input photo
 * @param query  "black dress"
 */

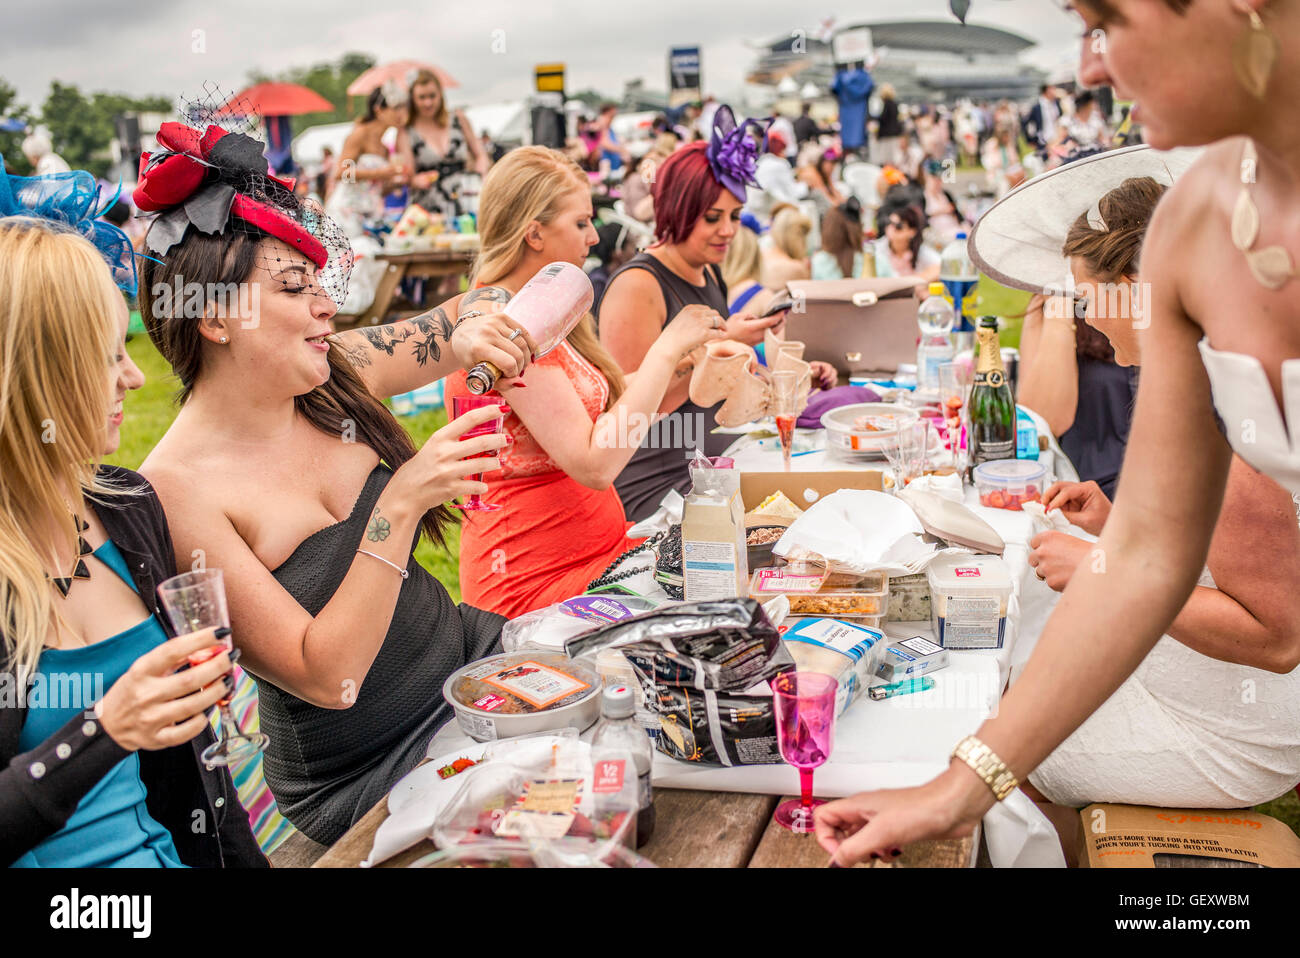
xmin=596 ymin=252 xmax=734 ymax=522
xmin=258 ymin=464 xmax=503 ymax=844
xmin=1059 ymin=360 xmax=1139 ymax=500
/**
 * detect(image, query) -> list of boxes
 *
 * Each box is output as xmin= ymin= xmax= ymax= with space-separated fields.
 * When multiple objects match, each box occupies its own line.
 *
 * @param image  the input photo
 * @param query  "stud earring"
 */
xmin=1233 ymin=6 xmax=1278 ymax=99
xmin=219 ymin=336 xmax=229 ymax=344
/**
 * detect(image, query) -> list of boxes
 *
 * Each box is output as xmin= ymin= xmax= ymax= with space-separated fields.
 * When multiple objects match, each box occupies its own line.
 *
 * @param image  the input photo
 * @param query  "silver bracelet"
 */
xmin=356 ymin=549 xmax=410 ymax=580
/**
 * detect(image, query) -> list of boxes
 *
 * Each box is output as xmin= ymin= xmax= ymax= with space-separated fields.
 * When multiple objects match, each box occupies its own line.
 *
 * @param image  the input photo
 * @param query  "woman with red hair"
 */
xmin=596 ymin=107 xmax=787 ymax=521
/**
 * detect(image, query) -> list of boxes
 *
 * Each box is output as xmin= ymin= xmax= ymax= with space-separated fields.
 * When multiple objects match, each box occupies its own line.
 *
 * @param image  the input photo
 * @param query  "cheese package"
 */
xmin=782 ymin=617 xmax=885 ymax=716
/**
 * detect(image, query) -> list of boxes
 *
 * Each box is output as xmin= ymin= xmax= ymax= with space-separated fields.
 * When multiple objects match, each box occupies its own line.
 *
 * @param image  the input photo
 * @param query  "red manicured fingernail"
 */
xmin=869 ymin=852 xmax=880 ymax=860
xmin=890 ymin=847 xmax=902 ymax=857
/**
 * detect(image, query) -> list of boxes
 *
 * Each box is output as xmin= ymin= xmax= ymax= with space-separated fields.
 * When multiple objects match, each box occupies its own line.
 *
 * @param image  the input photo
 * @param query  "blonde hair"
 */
xmin=722 ymin=223 xmax=762 ymax=289
xmin=472 ymin=147 xmax=626 ymax=407
xmin=408 ymin=69 xmax=449 ymax=127
xmin=0 ymin=219 xmax=123 ymax=681
xmin=770 ymin=206 xmax=812 ymax=261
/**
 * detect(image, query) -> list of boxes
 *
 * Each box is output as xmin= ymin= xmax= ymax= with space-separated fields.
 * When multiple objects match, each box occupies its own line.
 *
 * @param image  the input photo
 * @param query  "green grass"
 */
xmin=105 ymin=334 xmax=464 ymax=603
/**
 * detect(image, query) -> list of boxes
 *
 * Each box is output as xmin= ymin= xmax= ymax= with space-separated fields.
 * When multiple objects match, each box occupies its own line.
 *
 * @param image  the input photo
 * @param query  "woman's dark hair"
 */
xmin=879 ymin=203 xmax=925 ymax=269
xmin=821 ymin=200 xmax=862 ymax=278
xmin=362 ymin=88 xmax=394 ymax=123
xmin=139 ymin=227 xmax=453 ymax=546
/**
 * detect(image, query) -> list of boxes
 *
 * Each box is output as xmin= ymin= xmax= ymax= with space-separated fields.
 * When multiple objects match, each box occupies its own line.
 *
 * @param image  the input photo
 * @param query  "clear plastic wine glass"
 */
xmin=770 ymin=370 xmax=800 ymax=472
xmin=156 ymin=569 xmax=268 ymax=766
xmin=451 ymin=394 xmax=506 ymax=511
xmin=772 ymin=671 xmax=838 ymax=833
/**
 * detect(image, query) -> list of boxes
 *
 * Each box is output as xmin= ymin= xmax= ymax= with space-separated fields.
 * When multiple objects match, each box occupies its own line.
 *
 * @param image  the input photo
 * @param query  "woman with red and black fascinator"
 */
xmin=134 ymin=108 xmax=538 ymax=844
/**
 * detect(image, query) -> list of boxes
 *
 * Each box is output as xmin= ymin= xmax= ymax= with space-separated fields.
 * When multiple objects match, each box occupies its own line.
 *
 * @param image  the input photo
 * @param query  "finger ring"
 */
xmin=508 ymin=328 xmax=523 ymax=342
xmin=460 ymin=310 xmax=484 ymax=321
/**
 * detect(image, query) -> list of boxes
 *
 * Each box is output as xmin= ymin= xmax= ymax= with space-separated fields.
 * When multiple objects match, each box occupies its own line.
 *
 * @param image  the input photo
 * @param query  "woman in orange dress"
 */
xmin=443 ymin=147 xmax=725 ymax=617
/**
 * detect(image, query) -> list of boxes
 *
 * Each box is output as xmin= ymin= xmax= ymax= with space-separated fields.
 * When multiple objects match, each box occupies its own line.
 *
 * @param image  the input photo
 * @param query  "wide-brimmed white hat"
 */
xmin=968 ymin=145 xmax=1205 ymax=293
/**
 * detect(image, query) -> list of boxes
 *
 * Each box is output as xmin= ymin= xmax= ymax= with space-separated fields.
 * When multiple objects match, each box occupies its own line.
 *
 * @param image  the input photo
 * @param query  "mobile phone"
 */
xmin=761 ymin=297 xmax=795 ymax=319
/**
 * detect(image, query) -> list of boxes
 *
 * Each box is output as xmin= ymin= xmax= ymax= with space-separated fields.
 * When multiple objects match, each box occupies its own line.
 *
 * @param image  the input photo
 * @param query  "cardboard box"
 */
xmin=739 ymin=470 xmax=886 ymax=513
xmin=1079 ymin=803 xmax=1300 ymax=868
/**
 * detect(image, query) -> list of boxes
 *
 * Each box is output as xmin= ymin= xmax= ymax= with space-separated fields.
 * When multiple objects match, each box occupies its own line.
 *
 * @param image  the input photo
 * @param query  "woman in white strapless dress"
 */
xmin=1018 ymin=176 xmax=1300 ymax=809
xmin=812 ymin=0 xmax=1300 ymax=866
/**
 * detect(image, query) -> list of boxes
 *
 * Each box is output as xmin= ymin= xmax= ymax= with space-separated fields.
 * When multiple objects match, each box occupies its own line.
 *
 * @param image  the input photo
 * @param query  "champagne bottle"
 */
xmin=969 ymin=316 xmax=1016 ymax=469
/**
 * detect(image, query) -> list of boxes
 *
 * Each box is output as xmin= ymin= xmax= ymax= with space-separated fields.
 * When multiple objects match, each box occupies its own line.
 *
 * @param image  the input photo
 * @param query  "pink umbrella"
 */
xmin=346 ymin=61 xmax=459 ymax=97
xmin=217 ymin=82 xmax=335 ymax=117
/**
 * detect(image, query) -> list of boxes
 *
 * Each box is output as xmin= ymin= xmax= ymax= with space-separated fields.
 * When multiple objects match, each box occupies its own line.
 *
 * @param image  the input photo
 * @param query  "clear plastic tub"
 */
xmin=750 ymin=569 xmax=888 ymax=617
xmin=927 ymin=554 xmax=1013 ymax=649
xmin=972 ymin=458 xmax=1048 ymax=511
xmin=887 ymin=573 xmax=931 ymax=622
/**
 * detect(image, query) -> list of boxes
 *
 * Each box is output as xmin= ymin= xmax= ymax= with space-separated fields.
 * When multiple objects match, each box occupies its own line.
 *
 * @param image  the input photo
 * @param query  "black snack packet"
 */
xmin=564 ymin=598 xmax=794 ymax=691
xmin=565 ymin=598 xmax=794 ymax=766
xmin=643 ymin=684 xmax=784 ymax=766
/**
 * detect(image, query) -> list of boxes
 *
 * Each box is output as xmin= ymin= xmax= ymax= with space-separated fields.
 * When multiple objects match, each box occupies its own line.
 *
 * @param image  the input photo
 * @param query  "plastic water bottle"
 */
xmin=592 ymin=685 xmax=655 ymax=847
xmin=916 ymin=281 xmax=955 ymax=391
xmin=940 ymin=231 xmax=979 ymax=353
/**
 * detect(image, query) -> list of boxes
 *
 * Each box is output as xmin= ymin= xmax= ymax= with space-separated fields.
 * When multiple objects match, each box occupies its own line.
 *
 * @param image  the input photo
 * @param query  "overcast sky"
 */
xmin=3 ymin=0 xmax=1085 ymax=110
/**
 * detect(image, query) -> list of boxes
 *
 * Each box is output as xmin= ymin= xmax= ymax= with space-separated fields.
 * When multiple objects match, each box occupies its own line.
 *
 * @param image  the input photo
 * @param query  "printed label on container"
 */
xmin=683 ymin=540 xmax=739 ymax=599
xmin=753 ymin=568 xmax=824 ymax=594
xmin=954 ymin=567 xmax=982 ymax=578
xmin=593 ymin=759 xmax=626 ymax=794
xmin=472 ymin=693 xmax=507 ymax=712
xmin=456 ymin=709 xmax=499 ymax=741
xmin=940 ymin=595 xmax=1003 ymax=648
xmin=788 ymin=618 xmax=882 ymax=660
xmin=482 ymin=660 xmax=591 ymax=709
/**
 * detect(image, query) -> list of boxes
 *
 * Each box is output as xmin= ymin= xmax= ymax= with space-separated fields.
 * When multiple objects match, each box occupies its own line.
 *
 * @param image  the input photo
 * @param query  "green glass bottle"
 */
xmin=969 ymin=316 xmax=1016 ymax=470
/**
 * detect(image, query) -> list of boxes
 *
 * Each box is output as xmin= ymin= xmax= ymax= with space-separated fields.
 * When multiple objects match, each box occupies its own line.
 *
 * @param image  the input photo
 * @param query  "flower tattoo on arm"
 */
xmin=366 ymin=506 xmax=392 ymax=542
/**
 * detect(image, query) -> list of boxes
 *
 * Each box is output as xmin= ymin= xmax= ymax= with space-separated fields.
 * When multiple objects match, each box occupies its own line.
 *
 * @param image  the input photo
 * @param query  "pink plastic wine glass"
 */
xmin=451 ymin=394 xmax=506 ymax=512
xmin=772 ymin=671 xmax=838 ymax=833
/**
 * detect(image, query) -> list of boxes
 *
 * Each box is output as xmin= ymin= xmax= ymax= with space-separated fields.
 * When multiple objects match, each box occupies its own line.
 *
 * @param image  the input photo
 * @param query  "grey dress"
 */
xmin=258 ymin=464 xmax=503 ymax=844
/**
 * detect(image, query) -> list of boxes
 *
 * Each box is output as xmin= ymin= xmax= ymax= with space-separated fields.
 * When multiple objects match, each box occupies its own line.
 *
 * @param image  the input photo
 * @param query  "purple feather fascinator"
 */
xmin=706 ymin=105 xmax=770 ymax=203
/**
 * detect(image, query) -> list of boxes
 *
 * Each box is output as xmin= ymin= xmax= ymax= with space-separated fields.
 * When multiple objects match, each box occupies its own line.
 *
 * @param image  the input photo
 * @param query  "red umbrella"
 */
xmin=346 ymin=61 xmax=459 ymax=97
xmin=217 ymin=82 xmax=335 ymax=117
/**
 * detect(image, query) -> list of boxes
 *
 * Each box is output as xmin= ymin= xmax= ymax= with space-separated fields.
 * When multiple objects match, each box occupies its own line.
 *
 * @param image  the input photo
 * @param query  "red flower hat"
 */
xmin=135 ymin=121 xmax=328 ymax=269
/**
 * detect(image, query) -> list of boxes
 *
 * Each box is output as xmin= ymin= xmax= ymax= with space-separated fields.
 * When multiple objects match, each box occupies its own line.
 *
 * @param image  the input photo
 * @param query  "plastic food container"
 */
xmin=973 ymin=459 xmax=1048 ymax=511
xmin=409 ymin=839 xmax=655 ymax=868
xmin=821 ymin=403 xmax=920 ymax=457
xmin=927 ymin=554 xmax=1013 ymax=649
xmin=782 ymin=617 xmax=886 ymax=717
xmin=443 ymin=651 xmax=603 ymax=742
xmin=749 ymin=568 xmax=889 ymax=617
xmin=887 ymin=573 xmax=932 ymax=622
xmin=745 ymin=524 xmax=789 ymax=570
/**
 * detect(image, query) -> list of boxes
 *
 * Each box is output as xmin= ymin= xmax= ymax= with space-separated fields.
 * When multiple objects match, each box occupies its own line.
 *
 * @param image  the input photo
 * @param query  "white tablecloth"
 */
xmin=425 ymin=436 xmax=1067 ymax=865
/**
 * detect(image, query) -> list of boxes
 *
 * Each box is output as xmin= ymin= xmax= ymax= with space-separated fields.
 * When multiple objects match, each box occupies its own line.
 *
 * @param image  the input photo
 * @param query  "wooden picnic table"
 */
xmin=334 ymin=249 xmax=476 ymax=330
xmin=272 ymin=783 xmax=981 ymax=868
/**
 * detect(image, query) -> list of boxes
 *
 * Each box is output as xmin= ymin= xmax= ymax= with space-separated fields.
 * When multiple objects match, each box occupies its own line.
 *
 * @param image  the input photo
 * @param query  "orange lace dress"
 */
xmin=444 ymin=341 xmax=643 ymax=618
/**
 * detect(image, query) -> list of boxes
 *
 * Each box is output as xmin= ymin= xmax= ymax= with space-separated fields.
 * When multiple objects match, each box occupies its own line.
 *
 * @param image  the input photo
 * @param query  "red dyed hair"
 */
xmin=652 ymin=142 xmax=725 ymax=246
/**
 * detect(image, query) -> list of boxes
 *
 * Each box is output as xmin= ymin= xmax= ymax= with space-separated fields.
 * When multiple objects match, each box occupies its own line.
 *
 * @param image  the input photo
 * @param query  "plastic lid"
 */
xmin=928 ymin=282 xmax=945 ymax=296
xmin=927 ymin=553 xmax=1012 ymax=592
xmin=601 ymin=685 xmax=635 ymax=719
xmin=972 ymin=458 xmax=1048 ymax=485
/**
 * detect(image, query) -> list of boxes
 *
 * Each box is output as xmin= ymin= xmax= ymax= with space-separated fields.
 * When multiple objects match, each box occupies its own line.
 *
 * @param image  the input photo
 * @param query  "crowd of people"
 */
xmin=4 ymin=0 xmax=1300 ymax=870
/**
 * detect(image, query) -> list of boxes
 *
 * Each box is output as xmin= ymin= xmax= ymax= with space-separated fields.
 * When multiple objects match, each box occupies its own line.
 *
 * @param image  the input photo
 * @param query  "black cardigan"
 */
xmin=0 ymin=466 xmax=267 ymax=868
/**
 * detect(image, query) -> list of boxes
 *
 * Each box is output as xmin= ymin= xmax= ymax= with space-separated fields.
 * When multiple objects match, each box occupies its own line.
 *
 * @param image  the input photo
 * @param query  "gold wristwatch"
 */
xmin=951 ymin=735 xmax=1019 ymax=801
